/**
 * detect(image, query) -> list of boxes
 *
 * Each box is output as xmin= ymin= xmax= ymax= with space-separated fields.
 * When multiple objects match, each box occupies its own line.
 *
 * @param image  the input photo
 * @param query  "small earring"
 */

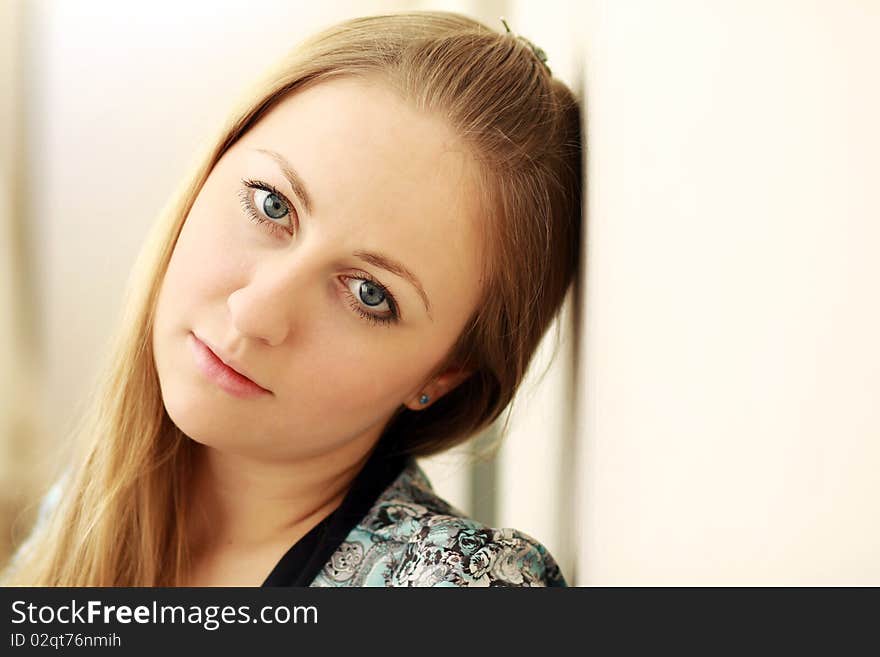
xmin=419 ymin=394 xmax=430 ymax=405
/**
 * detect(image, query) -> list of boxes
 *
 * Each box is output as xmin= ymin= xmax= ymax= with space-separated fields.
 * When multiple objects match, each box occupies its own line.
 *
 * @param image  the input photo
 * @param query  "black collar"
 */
xmin=261 ymin=434 xmax=411 ymax=586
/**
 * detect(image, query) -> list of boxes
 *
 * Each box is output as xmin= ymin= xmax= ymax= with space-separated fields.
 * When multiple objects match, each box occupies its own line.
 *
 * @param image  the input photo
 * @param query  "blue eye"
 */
xmin=260 ymin=189 xmax=289 ymax=220
xmin=342 ymin=276 xmax=399 ymax=327
xmin=238 ymin=178 xmax=293 ymax=236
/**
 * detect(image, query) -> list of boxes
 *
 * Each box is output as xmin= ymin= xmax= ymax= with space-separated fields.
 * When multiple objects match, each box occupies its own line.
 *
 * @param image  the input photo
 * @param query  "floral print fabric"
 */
xmin=311 ymin=459 xmax=568 ymax=587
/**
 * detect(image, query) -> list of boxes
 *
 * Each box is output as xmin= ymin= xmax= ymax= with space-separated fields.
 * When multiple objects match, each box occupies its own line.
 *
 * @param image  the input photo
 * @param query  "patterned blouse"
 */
xmin=295 ymin=457 xmax=566 ymax=587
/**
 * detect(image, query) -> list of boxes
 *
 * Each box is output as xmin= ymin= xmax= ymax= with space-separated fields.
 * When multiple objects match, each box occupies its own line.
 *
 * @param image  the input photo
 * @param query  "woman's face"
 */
xmin=152 ymin=75 xmax=484 ymax=461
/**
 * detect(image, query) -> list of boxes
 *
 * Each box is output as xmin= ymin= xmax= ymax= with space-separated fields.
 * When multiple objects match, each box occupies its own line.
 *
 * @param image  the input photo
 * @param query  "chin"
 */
xmin=156 ymin=366 xmax=222 ymax=443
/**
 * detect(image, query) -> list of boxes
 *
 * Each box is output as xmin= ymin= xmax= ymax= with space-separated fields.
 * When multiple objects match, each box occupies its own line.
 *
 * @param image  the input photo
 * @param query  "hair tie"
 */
xmin=500 ymin=16 xmax=552 ymax=75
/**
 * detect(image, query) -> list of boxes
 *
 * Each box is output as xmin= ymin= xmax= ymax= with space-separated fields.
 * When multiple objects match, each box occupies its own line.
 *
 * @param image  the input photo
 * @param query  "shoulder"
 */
xmin=312 ymin=458 xmax=568 ymax=587
xmin=1 ymin=474 xmax=68 ymax=582
xmin=393 ymin=516 xmax=567 ymax=587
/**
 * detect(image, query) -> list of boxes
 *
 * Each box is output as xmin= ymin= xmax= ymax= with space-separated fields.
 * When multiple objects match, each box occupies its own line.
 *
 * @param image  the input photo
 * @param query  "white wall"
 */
xmin=574 ymin=0 xmax=880 ymax=585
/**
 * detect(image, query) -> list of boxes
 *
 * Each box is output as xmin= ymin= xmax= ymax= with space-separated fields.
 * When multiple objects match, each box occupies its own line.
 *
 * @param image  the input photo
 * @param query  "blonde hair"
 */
xmin=3 ymin=10 xmax=582 ymax=586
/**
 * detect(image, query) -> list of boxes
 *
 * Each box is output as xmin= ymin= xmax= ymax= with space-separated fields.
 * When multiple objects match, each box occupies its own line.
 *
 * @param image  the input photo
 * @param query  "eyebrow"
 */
xmin=252 ymin=147 xmax=433 ymax=321
xmin=254 ymin=148 xmax=314 ymax=216
xmin=353 ymin=250 xmax=433 ymax=321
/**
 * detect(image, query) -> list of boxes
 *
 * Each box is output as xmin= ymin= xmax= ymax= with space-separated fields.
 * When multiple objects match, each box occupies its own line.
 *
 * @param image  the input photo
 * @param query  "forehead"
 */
xmin=232 ymin=76 xmax=486 ymax=323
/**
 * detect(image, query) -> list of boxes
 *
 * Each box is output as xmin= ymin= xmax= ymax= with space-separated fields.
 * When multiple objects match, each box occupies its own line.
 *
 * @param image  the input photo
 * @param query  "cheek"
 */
xmin=152 ymin=211 xmax=244 ymax=411
xmin=288 ymin=336 xmax=441 ymax=418
xmin=159 ymin=216 xmax=242 ymax=317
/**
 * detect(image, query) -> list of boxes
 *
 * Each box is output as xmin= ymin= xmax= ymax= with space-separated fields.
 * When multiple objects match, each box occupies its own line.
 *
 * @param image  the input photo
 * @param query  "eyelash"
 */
xmin=237 ymin=178 xmax=399 ymax=328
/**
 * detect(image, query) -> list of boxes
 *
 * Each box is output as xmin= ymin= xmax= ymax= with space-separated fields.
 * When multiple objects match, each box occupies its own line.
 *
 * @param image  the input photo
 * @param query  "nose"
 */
xmin=227 ymin=256 xmax=314 ymax=347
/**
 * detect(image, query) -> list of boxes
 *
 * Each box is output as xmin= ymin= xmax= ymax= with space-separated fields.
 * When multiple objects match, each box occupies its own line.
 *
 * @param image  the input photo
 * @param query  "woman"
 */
xmin=2 ymin=10 xmax=581 ymax=587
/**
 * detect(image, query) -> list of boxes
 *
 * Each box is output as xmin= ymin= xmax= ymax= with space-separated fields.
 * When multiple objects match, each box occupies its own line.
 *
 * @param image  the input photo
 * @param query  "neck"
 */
xmin=185 ymin=433 xmax=380 ymax=558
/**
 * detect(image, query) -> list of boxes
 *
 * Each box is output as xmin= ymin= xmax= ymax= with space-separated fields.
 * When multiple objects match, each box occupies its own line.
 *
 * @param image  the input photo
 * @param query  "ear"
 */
xmin=404 ymin=366 xmax=474 ymax=411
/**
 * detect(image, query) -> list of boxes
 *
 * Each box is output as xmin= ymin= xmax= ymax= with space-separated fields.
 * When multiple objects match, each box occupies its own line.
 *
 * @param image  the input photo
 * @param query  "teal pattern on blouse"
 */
xmin=311 ymin=458 xmax=568 ymax=587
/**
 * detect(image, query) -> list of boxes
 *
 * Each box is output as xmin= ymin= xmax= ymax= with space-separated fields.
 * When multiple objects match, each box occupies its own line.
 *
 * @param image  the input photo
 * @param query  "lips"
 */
xmin=188 ymin=332 xmax=271 ymax=398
